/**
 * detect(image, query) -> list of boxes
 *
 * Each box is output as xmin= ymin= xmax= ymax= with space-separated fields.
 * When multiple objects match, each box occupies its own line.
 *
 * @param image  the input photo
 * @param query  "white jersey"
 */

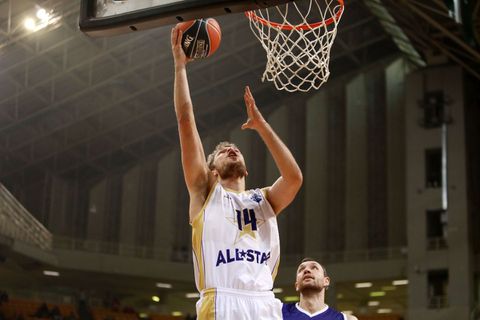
xmin=191 ymin=182 xmax=280 ymax=292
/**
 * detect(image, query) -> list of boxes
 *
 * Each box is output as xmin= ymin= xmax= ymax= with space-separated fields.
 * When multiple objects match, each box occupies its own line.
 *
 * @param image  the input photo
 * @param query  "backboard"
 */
xmin=79 ymin=0 xmax=292 ymax=37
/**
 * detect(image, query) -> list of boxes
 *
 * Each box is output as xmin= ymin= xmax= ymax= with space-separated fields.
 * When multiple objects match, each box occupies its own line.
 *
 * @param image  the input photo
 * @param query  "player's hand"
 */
xmin=241 ymin=86 xmax=267 ymax=131
xmin=171 ymin=27 xmax=191 ymax=67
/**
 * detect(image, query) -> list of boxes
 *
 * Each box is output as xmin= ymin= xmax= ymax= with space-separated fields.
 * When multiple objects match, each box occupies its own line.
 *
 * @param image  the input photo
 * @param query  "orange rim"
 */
xmin=245 ymin=0 xmax=344 ymax=31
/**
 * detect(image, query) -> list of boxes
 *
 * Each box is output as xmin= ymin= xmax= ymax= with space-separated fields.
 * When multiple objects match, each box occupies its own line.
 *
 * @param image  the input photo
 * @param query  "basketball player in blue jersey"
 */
xmin=283 ymin=258 xmax=358 ymax=320
xmin=171 ymin=26 xmax=303 ymax=320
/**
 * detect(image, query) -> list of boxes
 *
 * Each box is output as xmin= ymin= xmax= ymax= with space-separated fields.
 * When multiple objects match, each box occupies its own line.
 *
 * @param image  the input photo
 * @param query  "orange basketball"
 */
xmin=176 ymin=18 xmax=221 ymax=59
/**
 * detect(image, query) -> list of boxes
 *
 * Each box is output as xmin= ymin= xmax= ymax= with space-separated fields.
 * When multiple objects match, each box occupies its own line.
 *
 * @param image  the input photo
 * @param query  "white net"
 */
xmin=246 ymin=0 xmax=344 ymax=92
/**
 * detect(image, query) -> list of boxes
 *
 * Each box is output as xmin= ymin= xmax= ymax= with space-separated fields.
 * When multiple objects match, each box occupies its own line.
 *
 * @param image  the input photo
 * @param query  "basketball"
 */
xmin=176 ymin=18 xmax=221 ymax=59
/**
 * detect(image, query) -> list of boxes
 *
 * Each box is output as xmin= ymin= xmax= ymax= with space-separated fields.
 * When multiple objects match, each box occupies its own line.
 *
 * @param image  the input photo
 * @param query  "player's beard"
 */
xmin=216 ymin=161 xmax=247 ymax=180
xmin=298 ymin=280 xmax=326 ymax=294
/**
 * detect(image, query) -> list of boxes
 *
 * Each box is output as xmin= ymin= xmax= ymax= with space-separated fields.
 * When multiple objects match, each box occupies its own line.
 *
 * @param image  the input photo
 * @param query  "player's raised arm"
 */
xmin=171 ymin=27 xmax=212 ymax=220
xmin=241 ymin=86 xmax=303 ymax=214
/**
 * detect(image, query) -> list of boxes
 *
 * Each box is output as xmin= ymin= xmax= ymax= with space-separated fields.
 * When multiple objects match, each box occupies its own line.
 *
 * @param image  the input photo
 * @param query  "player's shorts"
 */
xmin=196 ymin=287 xmax=283 ymax=320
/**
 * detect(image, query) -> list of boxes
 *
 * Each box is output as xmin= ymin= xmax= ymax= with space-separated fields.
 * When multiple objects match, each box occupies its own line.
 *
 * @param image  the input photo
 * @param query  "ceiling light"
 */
xmin=43 ymin=270 xmax=59 ymax=277
xmin=138 ymin=313 xmax=148 ymax=318
xmin=336 ymin=293 xmax=343 ymax=299
xmin=381 ymin=286 xmax=396 ymax=291
xmin=283 ymin=296 xmax=299 ymax=302
xmin=24 ymin=18 xmax=36 ymax=31
xmin=392 ymin=279 xmax=408 ymax=286
xmin=185 ymin=293 xmax=200 ymax=299
xmin=151 ymin=296 xmax=160 ymax=302
xmin=272 ymin=288 xmax=283 ymax=293
xmin=369 ymin=291 xmax=386 ymax=297
xmin=156 ymin=282 xmax=172 ymax=289
xmin=36 ymin=8 xmax=49 ymax=20
xmin=171 ymin=311 xmax=183 ymax=317
xmin=368 ymin=301 xmax=380 ymax=306
xmin=355 ymin=282 xmax=372 ymax=288
xmin=378 ymin=308 xmax=392 ymax=314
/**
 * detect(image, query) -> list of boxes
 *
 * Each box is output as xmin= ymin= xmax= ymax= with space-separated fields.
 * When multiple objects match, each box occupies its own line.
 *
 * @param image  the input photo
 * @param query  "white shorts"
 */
xmin=196 ymin=287 xmax=283 ymax=320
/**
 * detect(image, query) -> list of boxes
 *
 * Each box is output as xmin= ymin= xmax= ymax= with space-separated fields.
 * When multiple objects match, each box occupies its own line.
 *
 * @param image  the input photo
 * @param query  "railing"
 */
xmin=428 ymin=295 xmax=448 ymax=309
xmin=53 ymin=236 xmax=172 ymax=261
xmin=53 ymin=236 xmax=407 ymax=266
xmin=427 ymin=237 xmax=448 ymax=250
xmin=282 ymin=247 xmax=407 ymax=266
xmin=0 ymin=183 xmax=52 ymax=250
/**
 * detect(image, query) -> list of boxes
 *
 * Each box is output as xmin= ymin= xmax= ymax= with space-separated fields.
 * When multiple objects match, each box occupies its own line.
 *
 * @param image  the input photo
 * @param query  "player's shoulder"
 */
xmin=281 ymin=302 xmax=298 ymax=315
xmin=328 ymin=306 xmax=354 ymax=320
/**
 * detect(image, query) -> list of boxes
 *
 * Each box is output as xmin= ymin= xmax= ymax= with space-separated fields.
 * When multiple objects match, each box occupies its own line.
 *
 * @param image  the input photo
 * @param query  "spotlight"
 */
xmin=156 ymin=282 xmax=172 ymax=289
xmin=43 ymin=270 xmax=60 ymax=277
xmin=355 ymin=282 xmax=372 ymax=288
xmin=378 ymin=308 xmax=392 ymax=314
xmin=392 ymin=279 xmax=408 ymax=286
xmin=36 ymin=8 xmax=49 ymax=20
xmin=24 ymin=18 xmax=36 ymax=31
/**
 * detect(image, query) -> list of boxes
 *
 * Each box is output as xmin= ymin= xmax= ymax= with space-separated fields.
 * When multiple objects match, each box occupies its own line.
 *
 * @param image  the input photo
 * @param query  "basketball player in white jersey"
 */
xmin=283 ymin=258 xmax=358 ymax=320
xmin=171 ymin=27 xmax=303 ymax=320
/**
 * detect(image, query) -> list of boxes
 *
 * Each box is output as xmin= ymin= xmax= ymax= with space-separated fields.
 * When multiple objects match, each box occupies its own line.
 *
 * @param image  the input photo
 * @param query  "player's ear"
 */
xmin=295 ymin=281 xmax=299 ymax=292
xmin=324 ymin=276 xmax=330 ymax=287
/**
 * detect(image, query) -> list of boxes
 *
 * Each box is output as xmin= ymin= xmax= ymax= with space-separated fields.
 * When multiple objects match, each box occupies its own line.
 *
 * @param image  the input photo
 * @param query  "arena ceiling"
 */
xmin=0 ymin=0 xmax=477 ymax=187
xmin=0 ymin=0 xmax=478 ymax=315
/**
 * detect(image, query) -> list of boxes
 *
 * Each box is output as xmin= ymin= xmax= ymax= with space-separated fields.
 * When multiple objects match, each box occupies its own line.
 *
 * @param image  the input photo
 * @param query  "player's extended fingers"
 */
xmin=244 ymin=91 xmax=254 ymax=118
xmin=245 ymin=86 xmax=255 ymax=106
xmin=246 ymin=86 xmax=255 ymax=102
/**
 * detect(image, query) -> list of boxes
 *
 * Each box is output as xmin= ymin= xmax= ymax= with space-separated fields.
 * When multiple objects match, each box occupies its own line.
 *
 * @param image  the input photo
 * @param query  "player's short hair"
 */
xmin=300 ymin=257 xmax=328 ymax=277
xmin=206 ymin=141 xmax=239 ymax=170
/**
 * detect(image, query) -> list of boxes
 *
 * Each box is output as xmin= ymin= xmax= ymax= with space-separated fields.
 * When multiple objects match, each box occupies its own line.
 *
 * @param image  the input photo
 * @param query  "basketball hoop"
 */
xmin=245 ymin=0 xmax=344 ymax=92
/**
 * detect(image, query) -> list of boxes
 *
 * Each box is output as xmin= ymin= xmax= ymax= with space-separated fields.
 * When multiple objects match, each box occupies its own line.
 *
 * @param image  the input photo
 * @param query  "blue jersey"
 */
xmin=282 ymin=303 xmax=345 ymax=320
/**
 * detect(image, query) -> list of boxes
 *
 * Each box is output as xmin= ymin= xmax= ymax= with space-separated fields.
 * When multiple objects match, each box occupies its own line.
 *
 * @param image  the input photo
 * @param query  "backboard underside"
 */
xmin=80 ymin=0 xmax=293 ymax=37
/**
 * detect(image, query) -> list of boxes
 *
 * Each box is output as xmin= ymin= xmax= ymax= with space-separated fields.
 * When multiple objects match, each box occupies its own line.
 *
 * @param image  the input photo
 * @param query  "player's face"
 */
xmin=295 ymin=261 xmax=330 ymax=293
xmin=213 ymin=145 xmax=247 ymax=179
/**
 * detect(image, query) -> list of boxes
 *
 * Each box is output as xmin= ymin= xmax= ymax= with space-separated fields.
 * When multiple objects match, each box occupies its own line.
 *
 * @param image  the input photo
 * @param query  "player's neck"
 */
xmin=298 ymin=292 xmax=326 ymax=315
xmin=219 ymin=177 xmax=245 ymax=192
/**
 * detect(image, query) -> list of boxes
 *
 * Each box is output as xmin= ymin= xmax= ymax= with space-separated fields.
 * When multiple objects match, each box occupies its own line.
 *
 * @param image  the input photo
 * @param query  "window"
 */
xmin=420 ymin=90 xmax=446 ymax=128
xmin=428 ymin=269 xmax=448 ymax=309
xmin=426 ymin=209 xmax=447 ymax=250
xmin=425 ymin=148 xmax=442 ymax=188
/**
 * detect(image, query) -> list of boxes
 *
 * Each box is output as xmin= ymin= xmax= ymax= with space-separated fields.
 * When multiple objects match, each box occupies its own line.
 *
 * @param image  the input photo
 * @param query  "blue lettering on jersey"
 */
xmin=236 ymin=208 xmax=257 ymax=231
xmin=216 ymin=248 xmax=271 ymax=267
xmin=250 ymin=192 xmax=263 ymax=203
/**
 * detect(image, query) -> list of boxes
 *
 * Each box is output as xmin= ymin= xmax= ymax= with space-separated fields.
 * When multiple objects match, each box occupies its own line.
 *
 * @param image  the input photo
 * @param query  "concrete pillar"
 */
xmin=304 ymin=90 xmax=328 ymax=254
xmin=326 ymin=84 xmax=346 ymax=253
xmin=86 ymin=179 xmax=106 ymax=241
xmin=386 ymin=58 xmax=408 ymax=248
xmin=406 ymin=66 xmax=472 ymax=319
xmin=119 ymin=166 xmax=140 ymax=246
xmin=365 ymin=67 xmax=388 ymax=249
xmin=345 ymin=74 xmax=368 ymax=252
xmin=48 ymin=176 xmax=68 ymax=235
xmin=154 ymin=149 xmax=178 ymax=260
